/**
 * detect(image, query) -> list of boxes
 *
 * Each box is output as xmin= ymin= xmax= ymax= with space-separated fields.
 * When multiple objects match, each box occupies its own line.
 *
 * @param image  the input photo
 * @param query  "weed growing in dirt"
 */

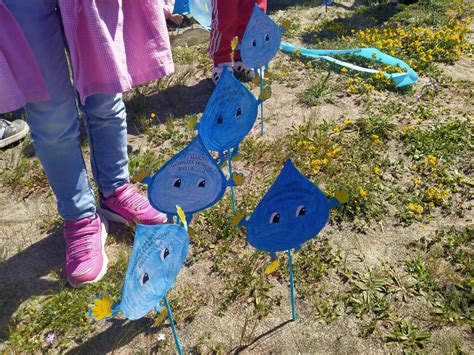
xmin=7 ymin=253 xmax=128 ymax=351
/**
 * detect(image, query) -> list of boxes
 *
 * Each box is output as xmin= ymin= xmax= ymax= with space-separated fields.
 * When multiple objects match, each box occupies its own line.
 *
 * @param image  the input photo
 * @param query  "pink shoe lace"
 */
xmin=100 ymin=184 xmax=167 ymax=225
xmin=63 ymin=214 xmax=107 ymax=286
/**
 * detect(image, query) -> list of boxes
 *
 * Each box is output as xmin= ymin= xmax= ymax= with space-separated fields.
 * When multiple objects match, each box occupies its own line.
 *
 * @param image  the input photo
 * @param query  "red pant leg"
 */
xmin=234 ymin=0 xmax=268 ymax=61
xmin=209 ymin=0 xmax=239 ymax=67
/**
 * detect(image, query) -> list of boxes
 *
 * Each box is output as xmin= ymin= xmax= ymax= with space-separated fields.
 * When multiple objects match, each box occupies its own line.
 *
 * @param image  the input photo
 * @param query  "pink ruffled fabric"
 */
xmin=0 ymin=1 xmax=49 ymax=114
xmin=59 ymin=0 xmax=175 ymax=104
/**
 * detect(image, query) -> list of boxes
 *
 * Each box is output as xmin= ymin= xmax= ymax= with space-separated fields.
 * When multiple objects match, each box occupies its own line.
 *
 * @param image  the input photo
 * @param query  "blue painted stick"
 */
xmin=164 ymin=295 xmax=183 ymax=355
xmin=288 ymin=249 xmax=297 ymax=321
xmin=259 ymin=67 xmax=264 ymax=136
xmin=227 ymin=149 xmax=237 ymax=215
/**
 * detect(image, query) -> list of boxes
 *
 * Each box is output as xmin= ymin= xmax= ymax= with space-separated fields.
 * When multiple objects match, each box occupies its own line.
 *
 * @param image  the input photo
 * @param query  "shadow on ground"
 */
xmin=0 ymin=228 xmax=64 ymax=341
xmin=126 ymin=78 xmax=213 ymax=136
xmin=232 ymin=319 xmax=293 ymax=354
xmin=67 ymin=318 xmax=155 ymax=354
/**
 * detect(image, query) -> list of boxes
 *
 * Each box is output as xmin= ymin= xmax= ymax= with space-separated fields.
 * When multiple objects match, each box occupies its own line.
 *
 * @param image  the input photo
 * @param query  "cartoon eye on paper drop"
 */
xmin=142 ymin=136 xmax=242 ymax=221
xmin=238 ymin=159 xmax=342 ymax=258
xmin=118 ymin=224 xmax=189 ymax=320
xmin=192 ymin=69 xmax=261 ymax=163
xmin=88 ymin=223 xmax=189 ymax=321
xmin=239 ymin=5 xmax=284 ymax=69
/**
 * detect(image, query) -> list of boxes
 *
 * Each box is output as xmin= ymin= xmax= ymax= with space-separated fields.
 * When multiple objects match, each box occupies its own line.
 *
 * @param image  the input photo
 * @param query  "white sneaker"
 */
xmin=211 ymin=63 xmax=233 ymax=85
xmin=233 ymin=60 xmax=255 ymax=82
xmin=0 ymin=119 xmax=29 ymax=148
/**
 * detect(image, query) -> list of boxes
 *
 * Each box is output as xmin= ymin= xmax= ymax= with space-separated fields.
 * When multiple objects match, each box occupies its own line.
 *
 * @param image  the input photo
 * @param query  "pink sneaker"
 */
xmin=99 ymin=183 xmax=167 ymax=225
xmin=64 ymin=213 xmax=108 ymax=287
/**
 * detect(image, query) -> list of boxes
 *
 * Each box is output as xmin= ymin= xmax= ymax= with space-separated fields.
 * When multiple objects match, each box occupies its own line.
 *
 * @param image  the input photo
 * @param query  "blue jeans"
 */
xmin=5 ymin=0 xmax=129 ymax=221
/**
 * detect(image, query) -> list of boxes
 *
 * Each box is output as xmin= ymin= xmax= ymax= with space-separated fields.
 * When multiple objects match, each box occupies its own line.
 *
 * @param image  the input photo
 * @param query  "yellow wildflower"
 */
xmin=359 ymin=188 xmax=367 ymax=198
xmin=408 ymin=202 xmax=423 ymax=215
xmin=370 ymin=134 xmax=382 ymax=144
xmin=333 ymin=125 xmax=340 ymax=133
xmin=413 ymin=178 xmax=422 ymax=185
xmin=342 ymin=119 xmax=353 ymax=127
xmin=426 ymin=155 xmax=438 ymax=166
xmin=373 ymin=166 xmax=381 ymax=176
xmin=364 ymin=83 xmax=375 ymax=92
xmin=150 ymin=113 xmax=156 ymax=118
xmin=327 ymin=146 xmax=342 ymax=158
xmin=403 ymin=125 xmax=413 ymax=134
xmin=340 ymin=67 xmax=348 ymax=73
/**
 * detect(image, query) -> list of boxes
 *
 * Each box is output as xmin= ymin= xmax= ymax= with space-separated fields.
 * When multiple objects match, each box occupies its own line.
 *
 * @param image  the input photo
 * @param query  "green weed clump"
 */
xmin=7 ymin=254 xmax=128 ymax=351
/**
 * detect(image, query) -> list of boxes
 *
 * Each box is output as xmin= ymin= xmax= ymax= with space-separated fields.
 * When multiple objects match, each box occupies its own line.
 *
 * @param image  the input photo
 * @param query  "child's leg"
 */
xmin=235 ymin=0 xmax=268 ymax=60
xmin=209 ymin=0 xmax=239 ymax=67
xmin=4 ymin=0 xmax=96 ymax=222
xmin=80 ymin=93 xmax=129 ymax=195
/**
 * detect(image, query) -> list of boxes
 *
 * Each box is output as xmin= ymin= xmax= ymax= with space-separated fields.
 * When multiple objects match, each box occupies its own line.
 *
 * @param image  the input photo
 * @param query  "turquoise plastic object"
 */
xmin=197 ymin=69 xmax=260 ymax=163
xmin=280 ymin=42 xmax=418 ymax=87
xmin=189 ymin=0 xmax=212 ymax=29
xmin=107 ymin=223 xmax=189 ymax=320
xmin=240 ymin=5 xmax=283 ymax=69
xmin=143 ymin=136 xmax=234 ymax=221
xmin=239 ymin=159 xmax=340 ymax=255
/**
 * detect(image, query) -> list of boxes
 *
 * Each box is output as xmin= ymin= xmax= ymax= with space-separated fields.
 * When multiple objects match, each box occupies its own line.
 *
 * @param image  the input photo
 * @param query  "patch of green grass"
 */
xmin=387 ymin=319 xmax=431 ymax=351
xmin=287 ymin=119 xmax=389 ymax=230
xmin=128 ymin=149 xmax=164 ymax=181
xmin=172 ymin=44 xmax=198 ymax=64
xmin=216 ymin=249 xmax=280 ymax=318
xmin=0 ymin=151 xmax=48 ymax=195
xmin=397 ymin=120 xmax=471 ymax=223
xmin=298 ymin=71 xmax=337 ymax=106
xmin=7 ymin=253 xmax=128 ymax=352
xmin=291 ymin=237 xmax=341 ymax=297
xmin=409 ymin=227 xmax=473 ymax=326
xmin=40 ymin=210 xmax=63 ymax=233
xmin=169 ymin=287 xmax=209 ymax=327
xmin=403 ymin=120 xmax=471 ymax=163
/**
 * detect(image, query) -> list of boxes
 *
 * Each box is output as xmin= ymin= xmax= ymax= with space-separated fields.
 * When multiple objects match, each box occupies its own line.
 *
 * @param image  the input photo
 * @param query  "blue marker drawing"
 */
xmin=142 ymin=136 xmax=237 ymax=221
xmin=238 ymin=159 xmax=343 ymax=321
xmin=88 ymin=222 xmax=189 ymax=354
xmin=195 ymin=69 xmax=260 ymax=163
xmin=116 ymin=224 xmax=189 ymax=320
xmin=239 ymin=159 xmax=340 ymax=255
xmin=240 ymin=4 xmax=283 ymax=69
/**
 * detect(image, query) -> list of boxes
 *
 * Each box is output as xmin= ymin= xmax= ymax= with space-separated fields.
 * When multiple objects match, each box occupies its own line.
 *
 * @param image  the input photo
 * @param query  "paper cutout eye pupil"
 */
xmin=296 ymin=205 xmax=306 ymax=216
xmin=217 ymin=115 xmax=223 ymax=124
xmin=270 ymin=212 xmax=280 ymax=224
xmin=236 ymin=107 xmax=242 ymax=117
xmin=142 ymin=273 xmax=149 ymax=285
xmin=252 ymin=39 xmax=257 ymax=47
xmin=173 ymin=178 xmax=182 ymax=188
xmin=198 ymin=179 xmax=206 ymax=188
xmin=265 ymin=34 xmax=270 ymax=42
xmin=161 ymin=248 xmax=170 ymax=260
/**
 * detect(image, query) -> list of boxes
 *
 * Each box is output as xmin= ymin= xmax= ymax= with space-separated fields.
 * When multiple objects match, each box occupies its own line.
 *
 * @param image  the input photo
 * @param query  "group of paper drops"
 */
xmin=88 ymin=6 xmax=348 ymax=353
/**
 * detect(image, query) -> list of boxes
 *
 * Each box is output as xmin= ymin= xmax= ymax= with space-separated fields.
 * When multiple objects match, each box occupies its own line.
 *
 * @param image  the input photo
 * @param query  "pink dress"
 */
xmin=0 ymin=1 xmax=49 ymax=114
xmin=0 ymin=0 xmax=174 ymax=112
